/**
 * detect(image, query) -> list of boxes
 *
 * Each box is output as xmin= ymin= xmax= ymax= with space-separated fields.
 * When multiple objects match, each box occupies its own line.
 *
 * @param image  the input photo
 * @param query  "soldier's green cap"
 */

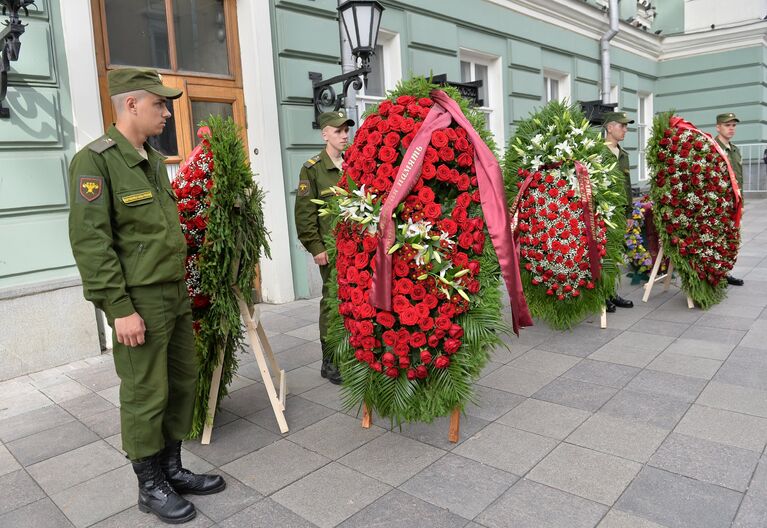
xmin=318 ymin=110 xmax=355 ymax=129
xmin=716 ymin=112 xmax=740 ymax=124
xmin=602 ymin=111 xmax=634 ymax=125
xmin=107 ymin=68 xmax=183 ymax=99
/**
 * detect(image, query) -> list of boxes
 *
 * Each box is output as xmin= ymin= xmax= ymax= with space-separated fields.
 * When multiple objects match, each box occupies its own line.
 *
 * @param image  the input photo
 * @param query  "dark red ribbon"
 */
xmin=575 ymin=161 xmax=602 ymax=282
xmin=370 ymin=90 xmax=532 ymax=334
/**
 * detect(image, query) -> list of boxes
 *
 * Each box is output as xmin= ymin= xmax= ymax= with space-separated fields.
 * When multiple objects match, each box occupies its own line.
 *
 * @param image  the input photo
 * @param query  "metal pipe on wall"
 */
xmin=600 ymin=0 xmax=620 ymax=104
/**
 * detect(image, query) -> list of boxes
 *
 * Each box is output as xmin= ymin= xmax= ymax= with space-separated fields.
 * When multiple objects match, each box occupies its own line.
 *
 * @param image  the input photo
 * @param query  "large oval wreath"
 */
xmin=321 ymin=78 xmax=530 ymax=423
xmin=647 ymin=112 xmax=742 ymax=308
xmin=173 ymin=116 xmax=270 ymax=436
xmin=503 ymin=102 xmax=626 ymax=329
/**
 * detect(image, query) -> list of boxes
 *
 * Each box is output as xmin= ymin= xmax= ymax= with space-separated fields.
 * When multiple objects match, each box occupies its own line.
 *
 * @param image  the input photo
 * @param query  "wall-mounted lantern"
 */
xmin=308 ymin=0 xmax=384 ymax=128
xmin=0 ymin=0 xmax=36 ymax=118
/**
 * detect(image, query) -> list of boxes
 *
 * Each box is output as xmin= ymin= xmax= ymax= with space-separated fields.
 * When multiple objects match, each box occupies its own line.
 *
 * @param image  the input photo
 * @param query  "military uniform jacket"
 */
xmin=68 ymin=125 xmax=187 ymax=321
xmin=615 ymin=144 xmax=632 ymax=207
xmin=294 ymin=149 xmax=341 ymax=257
xmin=715 ymin=137 xmax=743 ymax=189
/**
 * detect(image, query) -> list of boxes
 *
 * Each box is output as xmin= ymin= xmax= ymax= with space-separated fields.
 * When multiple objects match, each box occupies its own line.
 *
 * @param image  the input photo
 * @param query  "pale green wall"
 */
xmin=0 ymin=0 xmax=78 ymax=290
xmin=271 ymin=0 xmax=764 ymax=298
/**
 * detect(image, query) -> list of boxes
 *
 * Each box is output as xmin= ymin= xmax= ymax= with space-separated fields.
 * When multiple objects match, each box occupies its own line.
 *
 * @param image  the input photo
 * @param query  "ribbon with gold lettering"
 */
xmin=575 ymin=160 xmax=602 ymax=282
xmin=370 ymin=90 xmax=532 ymax=334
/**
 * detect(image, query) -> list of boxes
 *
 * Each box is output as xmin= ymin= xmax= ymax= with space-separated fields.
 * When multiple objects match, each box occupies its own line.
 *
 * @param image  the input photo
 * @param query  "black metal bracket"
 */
xmin=0 ymin=0 xmax=36 ymax=119
xmin=309 ymin=63 xmax=370 ymax=129
xmin=579 ymin=99 xmax=618 ymax=126
xmin=431 ymin=74 xmax=483 ymax=107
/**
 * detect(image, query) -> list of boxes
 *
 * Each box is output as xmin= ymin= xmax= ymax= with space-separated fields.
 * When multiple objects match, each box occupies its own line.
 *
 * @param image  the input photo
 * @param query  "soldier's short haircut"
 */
xmin=111 ymin=89 xmax=147 ymax=115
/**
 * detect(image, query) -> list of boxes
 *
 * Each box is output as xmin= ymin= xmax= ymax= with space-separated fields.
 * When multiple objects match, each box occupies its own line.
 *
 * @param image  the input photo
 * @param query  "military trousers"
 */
xmin=319 ymin=264 xmax=333 ymax=360
xmin=112 ymin=280 xmax=198 ymax=460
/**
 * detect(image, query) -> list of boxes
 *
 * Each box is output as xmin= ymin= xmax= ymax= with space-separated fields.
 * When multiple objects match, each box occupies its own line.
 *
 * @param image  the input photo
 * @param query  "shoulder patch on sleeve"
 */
xmin=297 ymin=180 xmax=311 ymax=196
xmin=303 ymin=155 xmax=321 ymax=169
xmin=78 ymin=176 xmax=104 ymax=203
xmin=88 ymin=136 xmax=117 ymax=154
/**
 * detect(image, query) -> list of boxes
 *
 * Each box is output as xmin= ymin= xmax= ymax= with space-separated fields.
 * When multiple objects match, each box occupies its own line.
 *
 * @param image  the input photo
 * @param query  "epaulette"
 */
xmin=303 ymin=155 xmax=321 ymax=169
xmin=88 ymin=136 xmax=117 ymax=154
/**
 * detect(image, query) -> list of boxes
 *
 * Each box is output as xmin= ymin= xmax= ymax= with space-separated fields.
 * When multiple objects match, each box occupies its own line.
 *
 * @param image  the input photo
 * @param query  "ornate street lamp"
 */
xmin=309 ymin=0 xmax=384 ymax=128
xmin=0 ymin=0 xmax=36 ymax=118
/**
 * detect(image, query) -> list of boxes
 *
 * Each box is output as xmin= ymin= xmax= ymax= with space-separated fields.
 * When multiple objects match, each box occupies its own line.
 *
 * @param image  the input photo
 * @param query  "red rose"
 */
xmin=376 ymin=311 xmax=396 ymax=328
xmin=407 ymin=369 xmax=417 ymax=380
xmin=378 ymin=146 xmax=398 ymax=163
xmin=394 ymin=342 xmax=410 ymax=356
xmin=434 ymin=355 xmax=450 ymax=369
xmin=372 ymin=362 xmax=383 ymax=372
xmin=354 ymin=252 xmax=369 ymax=269
xmin=458 ymin=232 xmax=474 ymax=249
xmin=420 ymin=350 xmax=433 ymax=364
xmin=410 ymin=332 xmax=427 ymax=347
xmin=422 ymin=163 xmax=437 ymax=180
xmin=419 ymin=317 xmax=434 ymax=331
xmin=448 ymin=324 xmax=464 ymax=339
xmin=385 ymin=367 xmax=399 ymax=378
xmin=382 ymin=329 xmax=398 ymax=346
xmin=362 ymin=236 xmax=378 ymax=253
xmin=435 ymin=316 xmax=452 ymax=331
xmin=411 ymin=284 xmax=427 ymax=300
xmin=431 ymin=130 xmax=449 ymax=148
xmin=444 ymin=338 xmax=461 ymax=354
xmin=441 ymin=218 xmax=458 ymax=235
xmin=394 ymin=260 xmax=410 ymax=277
xmin=382 ymin=352 xmax=396 ymax=367
xmin=427 ymin=334 xmax=440 ymax=347
xmin=457 ymin=153 xmax=473 ymax=168
xmin=415 ymin=365 xmax=428 ymax=378
xmin=438 ymin=147 xmax=455 ymax=162
xmin=401 ymin=307 xmax=420 ymax=326
xmin=418 ymin=187 xmax=435 ymax=203
xmin=392 ymin=294 xmax=411 ymax=313
xmin=399 ymin=356 xmax=411 ymax=369
xmin=423 ymin=203 xmax=441 ymax=219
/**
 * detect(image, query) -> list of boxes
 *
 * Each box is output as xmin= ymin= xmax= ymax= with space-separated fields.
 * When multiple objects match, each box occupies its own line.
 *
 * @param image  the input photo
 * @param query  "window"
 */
xmin=92 ymin=0 xmax=246 ymax=167
xmin=637 ymin=92 xmax=653 ymax=181
xmin=459 ymin=50 xmax=504 ymax=148
xmin=543 ymin=70 xmax=571 ymax=104
xmin=355 ymin=30 xmax=401 ymax=121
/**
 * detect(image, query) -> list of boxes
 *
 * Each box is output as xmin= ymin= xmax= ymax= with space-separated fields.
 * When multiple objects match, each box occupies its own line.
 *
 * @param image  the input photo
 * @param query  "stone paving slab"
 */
xmin=1 ymin=204 xmax=767 ymax=526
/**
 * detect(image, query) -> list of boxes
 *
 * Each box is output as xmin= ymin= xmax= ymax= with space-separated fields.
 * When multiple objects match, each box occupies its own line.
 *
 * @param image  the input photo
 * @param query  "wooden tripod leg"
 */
xmin=256 ymin=320 xmax=285 ymax=395
xmin=600 ymin=305 xmax=607 ymax=329
xmin=200 ymin=345 xmax=226 ymax=445
xmin=237 ymin=296 xmax=289 ymax=434
xmin=687 ymin=296 xmax=694 ymax=309
xmin=663 ymin=261 xmax=674 ymax=292
xmin=448 ymin=408 xmax=460 ymax=443
xmin=361 ymin=403 xmax=371 ymax=429
xmin=643 ymin=246 xmax=665 ymax=303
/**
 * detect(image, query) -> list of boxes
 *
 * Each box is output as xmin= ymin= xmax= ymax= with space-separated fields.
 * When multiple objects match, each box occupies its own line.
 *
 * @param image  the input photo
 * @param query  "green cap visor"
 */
xmin=602 ymin=111 xmax=634 ymax=125
xmin=318 ymin=110 xmax=355 ymax=129
xmin=108 ymin=68 xmax=183 ymax=100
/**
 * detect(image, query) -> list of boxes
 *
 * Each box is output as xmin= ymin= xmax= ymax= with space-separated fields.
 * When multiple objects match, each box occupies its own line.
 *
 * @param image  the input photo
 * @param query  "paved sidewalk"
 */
xmin=1 ymin=203 xmax=767 ymax=528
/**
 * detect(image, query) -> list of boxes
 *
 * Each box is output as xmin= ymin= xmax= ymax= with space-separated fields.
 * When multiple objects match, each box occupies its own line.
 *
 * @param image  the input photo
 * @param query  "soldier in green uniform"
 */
xmin=68 ymin=68 xmax=224 ymax=525
xmin=603 ymin=111 xmax=635 ymax=312
xmin=294 ymin=110 xmax=354 ymax=385
xmin=715 ymin=112 xmax=744 ymax=286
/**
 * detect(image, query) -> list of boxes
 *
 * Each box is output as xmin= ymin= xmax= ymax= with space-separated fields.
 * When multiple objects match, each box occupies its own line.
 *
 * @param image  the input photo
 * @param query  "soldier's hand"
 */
xmin=114 ymin=312 xmax=146 ymax=348
xmin=313 ymin=251 xmax=329 ymax=266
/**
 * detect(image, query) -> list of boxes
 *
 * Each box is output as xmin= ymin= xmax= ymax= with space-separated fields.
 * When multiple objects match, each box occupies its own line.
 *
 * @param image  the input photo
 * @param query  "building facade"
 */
xmin=0 ymin=0 xmax=765 ymax=379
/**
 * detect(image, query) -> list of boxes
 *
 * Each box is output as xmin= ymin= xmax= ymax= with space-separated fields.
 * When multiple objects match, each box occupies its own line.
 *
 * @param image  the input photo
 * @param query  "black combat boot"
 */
xmin=132 ymin=454 xmax=196 ymax=524
xmin=159 ymin=441 xmax=226 ymax=495
xmin=320 ymin=357 xmax=342 ymax=385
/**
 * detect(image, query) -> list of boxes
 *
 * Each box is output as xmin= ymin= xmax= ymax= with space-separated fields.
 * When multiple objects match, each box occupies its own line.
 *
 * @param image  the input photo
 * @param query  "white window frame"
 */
xmin=543 ymin=69 xmax=571 ymax=104
xmin=637 ymin=92 xmax=654 ymax=181
xmin=355 ymin=30 xmax=401 ymax=122
xmin=459 ymin=49 xmax=504 ymax=149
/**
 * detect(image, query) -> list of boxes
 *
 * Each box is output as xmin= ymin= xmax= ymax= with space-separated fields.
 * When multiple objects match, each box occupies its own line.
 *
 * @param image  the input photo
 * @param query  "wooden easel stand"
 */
xmin=641 ymin=246 xmax=694 ymax=308
xmin=200 ymin=291 xmax=289 ymax=444
xmin=361 ymin=403 xmax=461 ymax=443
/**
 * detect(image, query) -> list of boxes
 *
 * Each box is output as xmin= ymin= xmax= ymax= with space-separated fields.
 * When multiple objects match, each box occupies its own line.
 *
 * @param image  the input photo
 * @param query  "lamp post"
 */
xmin=309 ymin=0 xmax=383 ymax=128
xmin=0 ymin=0 xmax=36 ymax=118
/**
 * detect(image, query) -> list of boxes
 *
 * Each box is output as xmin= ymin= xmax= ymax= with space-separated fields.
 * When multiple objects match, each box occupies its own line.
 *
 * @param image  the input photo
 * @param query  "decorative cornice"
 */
xmin=484 ymin=0 xmax=661 ymax=60
xmin=659 ymin=24 xmax=767 ymax=61
xmin=484 ymin=0 xmax=766 ymax=62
